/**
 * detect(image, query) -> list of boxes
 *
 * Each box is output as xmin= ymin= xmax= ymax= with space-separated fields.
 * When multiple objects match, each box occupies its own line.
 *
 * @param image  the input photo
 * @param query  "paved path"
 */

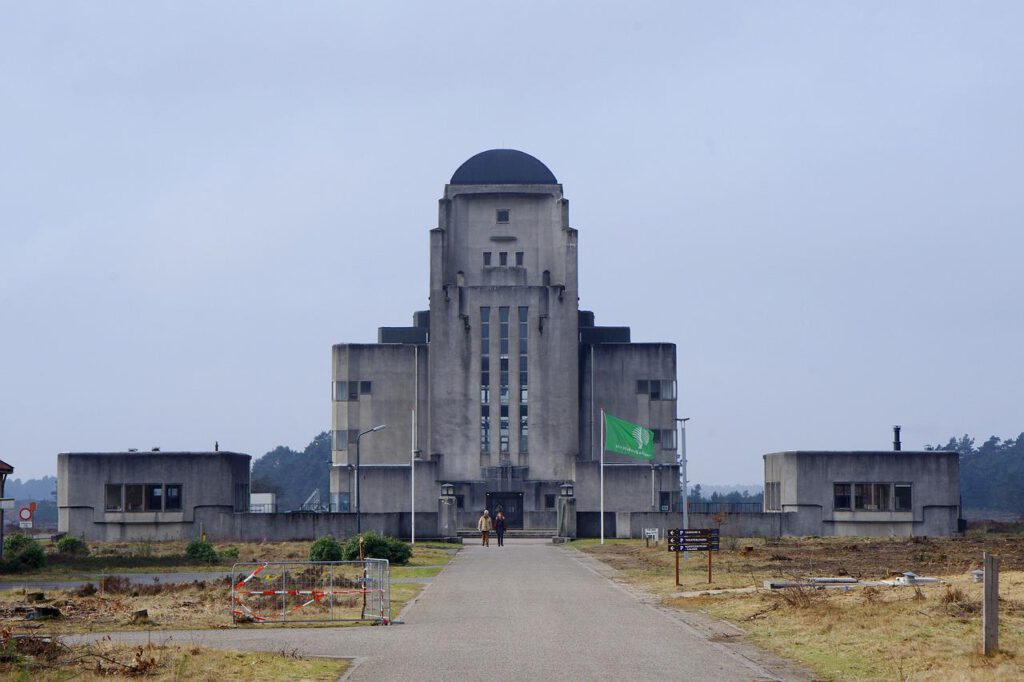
xmin=69 ymin=540 xmax=809 ymax=681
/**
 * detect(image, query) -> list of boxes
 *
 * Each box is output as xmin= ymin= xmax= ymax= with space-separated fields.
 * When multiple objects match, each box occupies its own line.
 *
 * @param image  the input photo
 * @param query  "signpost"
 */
xmin=18 ymin=506 xmax=32 ymax=530
xmin=667 ymin=528 xmax=719 ymax=585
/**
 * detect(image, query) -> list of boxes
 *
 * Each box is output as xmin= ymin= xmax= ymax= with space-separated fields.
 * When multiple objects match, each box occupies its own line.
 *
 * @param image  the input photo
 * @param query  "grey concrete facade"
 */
xmin=331 ymin=150 xmax=680 ymax=528
xmin=763 ymin=450 xmax=961 ymax=537
xmin=58 ymin=451 xmax=251 ymax=541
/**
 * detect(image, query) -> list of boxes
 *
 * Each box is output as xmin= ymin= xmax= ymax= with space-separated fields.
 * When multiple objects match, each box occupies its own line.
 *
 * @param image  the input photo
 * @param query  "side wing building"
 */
xmin=330 ymin=150 xmax=680 ymax=533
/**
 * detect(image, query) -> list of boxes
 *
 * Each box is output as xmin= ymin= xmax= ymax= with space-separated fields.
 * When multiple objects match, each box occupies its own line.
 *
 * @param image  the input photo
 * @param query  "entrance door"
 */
xmin=485 ymin=492 xmax=523 ymax=529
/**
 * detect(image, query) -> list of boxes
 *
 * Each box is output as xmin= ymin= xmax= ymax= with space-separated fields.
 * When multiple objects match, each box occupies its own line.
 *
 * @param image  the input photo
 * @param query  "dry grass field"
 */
xmin=577 ymin=533 xmax=1024 ymax=681
xmin=0 ymin=540 xmax=458 ymax=635
xmin=0 ymin=635 xmax=348 ymax=681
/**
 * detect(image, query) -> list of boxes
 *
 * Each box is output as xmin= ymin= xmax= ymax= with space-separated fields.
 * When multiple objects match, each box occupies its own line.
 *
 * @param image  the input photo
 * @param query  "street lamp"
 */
xmin=355 ymin=424 xmax=386 ymax=534
xmin=676 ymin=417 xmax=690 ymax=559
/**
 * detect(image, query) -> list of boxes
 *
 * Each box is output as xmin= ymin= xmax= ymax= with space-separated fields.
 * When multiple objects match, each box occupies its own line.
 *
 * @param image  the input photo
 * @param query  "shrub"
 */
xmin=309 ymin=536 xmax=343 ymax=562
xmin=185 ymin=539 xmax=219 ymax=564
xmin=0 ymin=534 xmax=46 ymax=572
xmin=3 ymin=534 xmax=33 ymax=555
xmin=341 ymin=531 xmax=412 ymax=565
xmin=220 ymin=545 xmax=240 ymax=560
xmin=56 ymin=536 xmax=90 ymax=556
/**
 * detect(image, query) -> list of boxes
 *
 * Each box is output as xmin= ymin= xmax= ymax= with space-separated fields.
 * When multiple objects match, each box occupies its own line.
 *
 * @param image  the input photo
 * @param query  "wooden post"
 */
xmin=675 ymin=549 xmax=680 ymax=586
xmin=707 ymin=548 xmax=712 ymax=584
xmin=983 ymin=552 xmax=999 ymax=655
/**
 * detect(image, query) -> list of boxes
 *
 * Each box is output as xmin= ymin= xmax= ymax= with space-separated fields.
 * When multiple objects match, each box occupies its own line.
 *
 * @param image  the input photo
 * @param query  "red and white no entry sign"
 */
xmin=18 ymin=507 xmax=32 ymax=521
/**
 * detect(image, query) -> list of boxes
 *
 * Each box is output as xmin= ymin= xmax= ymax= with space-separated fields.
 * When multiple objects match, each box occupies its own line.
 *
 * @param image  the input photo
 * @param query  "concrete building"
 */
xmin=57 ymin=451 xmax=250 ymax=541
xmin=331 ymin=149 xmax=680 ymax=531
xmin=762 ymin=450 xmax=961 ymax=536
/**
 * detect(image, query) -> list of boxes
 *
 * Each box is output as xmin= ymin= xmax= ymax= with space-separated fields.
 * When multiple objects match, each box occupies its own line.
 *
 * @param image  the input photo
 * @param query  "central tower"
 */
xmin=428 ymin=149 xmax=580 ymax=488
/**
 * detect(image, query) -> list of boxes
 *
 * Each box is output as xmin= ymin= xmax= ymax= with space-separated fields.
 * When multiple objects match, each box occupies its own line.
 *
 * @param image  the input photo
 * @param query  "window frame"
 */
xmin=483 ymin=251 xmax=492 ymax=266
xmin=164 ymin=484 xmax=182 ymax=511
xmin=893 ymin=484 xmax=912 ymax=512
xmin=124 ymin=484 xmax=144 ymax=513
xmin=145 ymin=484 xmax=164 ymax=511
xmin=496 ymin=209 xmax=510 ymax=223
xmin=104 ymin=483 xmax=123 ymax=512
xmin=833 ymin=482 xmax=852 ymax=511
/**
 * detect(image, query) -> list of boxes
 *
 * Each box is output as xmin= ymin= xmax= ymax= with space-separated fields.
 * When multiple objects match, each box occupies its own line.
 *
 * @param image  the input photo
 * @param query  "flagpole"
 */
xmin=600 ymin=408 xmax=605 ymax=545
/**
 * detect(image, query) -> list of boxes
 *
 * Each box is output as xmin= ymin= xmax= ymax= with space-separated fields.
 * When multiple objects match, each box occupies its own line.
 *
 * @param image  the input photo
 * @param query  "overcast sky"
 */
xmin=2 ymin=2 xmax=1022 ymax=485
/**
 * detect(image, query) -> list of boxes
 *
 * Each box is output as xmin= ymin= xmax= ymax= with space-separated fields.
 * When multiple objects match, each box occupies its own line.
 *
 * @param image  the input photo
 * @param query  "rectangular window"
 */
xmin=145 ymin=484 xmax=163 ymax=511
xmin=637 ymin=380 xmax=649 ymax=394
xmin=660 ymin=429 xmax=676 ymax=449
xmin=854 ymin=483 xmax=890 ymax=511
xmin=659 ymin=491 xmax=671 ymax=512
xmin=515 ymin=251 xmax=524 ymax=266
xmin=649 ymin=381 xmax=661 ymax=400
xmin=333 ymin=381 xmax=347 ymax=401
xmin=483 ymin=251 xmax=492 ymax=266
xmin=496 ymin=209 xmax=510 ymax=223
xmin=894 ymin=484 xmax=912 ymax=511
xmin=334 ymin=430 xmax=348 ymax=450
xmin=124 ymin=484 xmax=144 ymax=512
xmin=544 ymin=494 xmax=556 ymax=509
xmin=348 ymin=382 xmax=359 ymax=400
xmin=104 ymin=484 xmax=122 ymax=511
xmin=500 ymin=405 xmax=510 ymax=453
xmin=499 ymin=252 xmax=508 ymax=266
xmin=519 ymin=405 xmax=529 ymax=453
xmin=661 ymin=380 xmax=677 ymax=400
xmin=455 ymin=494 xmax=465 ymax=509
xmin=359 ymin=381 xmax=372 ymax=395
xmin=165 ymin=484 xmax=182 ymax=511
xmin=765 ymin=481 xmax=781 ymax=511
xmin=834 ymin=483 xmax=852 ymax=510
xmin=481 ymin=405 xmax=491 ymax=453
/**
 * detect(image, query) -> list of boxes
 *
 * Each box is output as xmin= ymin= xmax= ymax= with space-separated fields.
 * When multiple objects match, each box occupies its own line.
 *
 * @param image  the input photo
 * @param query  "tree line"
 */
xmin=926 ymin=432 xmax=1024 ymax=516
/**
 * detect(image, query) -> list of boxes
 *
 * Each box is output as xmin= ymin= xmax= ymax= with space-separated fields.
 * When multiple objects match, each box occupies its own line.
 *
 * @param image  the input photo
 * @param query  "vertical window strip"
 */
xmin=481 ymin=307 xmax=491 ymax=453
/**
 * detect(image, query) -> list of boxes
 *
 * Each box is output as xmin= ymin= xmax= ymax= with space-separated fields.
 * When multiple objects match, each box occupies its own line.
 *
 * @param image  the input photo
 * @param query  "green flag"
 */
xmin=603 ymin=412 xmax=655 ymax=460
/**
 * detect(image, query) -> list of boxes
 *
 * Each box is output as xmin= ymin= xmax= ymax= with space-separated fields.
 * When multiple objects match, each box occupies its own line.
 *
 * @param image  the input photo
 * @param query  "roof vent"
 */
xmin=893 ymin=425 xmax=901 ymax=452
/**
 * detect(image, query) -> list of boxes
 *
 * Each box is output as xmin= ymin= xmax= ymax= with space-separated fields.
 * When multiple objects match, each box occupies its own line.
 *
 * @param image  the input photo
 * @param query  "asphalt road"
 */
xmin=69 ymin=540 xmax=809 ymax=681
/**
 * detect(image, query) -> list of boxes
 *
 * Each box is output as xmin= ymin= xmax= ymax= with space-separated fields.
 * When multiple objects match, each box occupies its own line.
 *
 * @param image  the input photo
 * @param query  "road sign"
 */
xmin=18 ymin=507 xmax=32 ymax=522
xmin=19 ymin=521 xmax=32 ymax=529
xmin=667 ymin=528 xmax=720 ymax=585
xmin=0 ymin=498 xmax=14 ymax=511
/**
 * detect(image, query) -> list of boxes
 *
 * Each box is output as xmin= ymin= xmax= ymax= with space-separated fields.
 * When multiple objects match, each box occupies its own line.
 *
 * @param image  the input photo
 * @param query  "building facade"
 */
xmin=762 ymin=450 xmax=961 ymax=536
xmin=58 ymin=451 xmax=251 ymax=541
xmin=331 ymin=150 xmax=680 ymax=530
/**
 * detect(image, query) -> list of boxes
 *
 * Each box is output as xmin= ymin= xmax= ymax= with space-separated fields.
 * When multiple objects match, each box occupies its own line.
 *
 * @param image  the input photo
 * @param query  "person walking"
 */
xmin=494 ymin=510 xmax=507 ymax=547
xmin=477 ymin=509 xmax=492 ymax=547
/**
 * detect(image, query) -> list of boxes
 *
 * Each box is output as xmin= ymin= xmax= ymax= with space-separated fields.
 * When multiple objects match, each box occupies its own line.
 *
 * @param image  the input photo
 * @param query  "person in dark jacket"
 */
xmin=494 ymin=510 xmax=507 ymax=547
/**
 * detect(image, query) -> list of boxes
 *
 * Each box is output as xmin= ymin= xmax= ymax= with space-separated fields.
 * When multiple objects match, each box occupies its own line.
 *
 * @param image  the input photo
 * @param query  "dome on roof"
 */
xmin=450 ymin=149 xmax=557 ymax=185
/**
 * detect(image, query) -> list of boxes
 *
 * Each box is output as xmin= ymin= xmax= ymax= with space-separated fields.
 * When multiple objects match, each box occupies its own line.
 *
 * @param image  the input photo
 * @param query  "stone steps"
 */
xmin=456 ymin=528 xmax=557 ymax=539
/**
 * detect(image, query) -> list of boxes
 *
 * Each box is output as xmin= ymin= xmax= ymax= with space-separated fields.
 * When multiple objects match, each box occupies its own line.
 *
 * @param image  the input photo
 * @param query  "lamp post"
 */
xmin=676 ymin=417 xmax=690 ymax=559
xmin=355 ymin=424 xmax=386 ymax=534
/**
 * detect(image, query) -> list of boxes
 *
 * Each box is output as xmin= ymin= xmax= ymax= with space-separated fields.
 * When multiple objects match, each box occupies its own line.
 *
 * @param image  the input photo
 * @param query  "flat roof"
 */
xmin=61 ymin=451 xmax=249 ymax=459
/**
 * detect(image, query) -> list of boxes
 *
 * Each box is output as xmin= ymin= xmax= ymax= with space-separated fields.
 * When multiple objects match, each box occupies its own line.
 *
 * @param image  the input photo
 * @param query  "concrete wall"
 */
xmin=579 ymin=342 xmax=678 ymax=466
xmin=574 ymin=461 xmax=680 ymax=513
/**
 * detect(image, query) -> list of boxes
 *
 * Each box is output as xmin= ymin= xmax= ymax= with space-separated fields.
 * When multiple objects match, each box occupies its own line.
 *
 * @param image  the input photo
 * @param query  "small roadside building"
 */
xmin=57 ymin=451 xmax=251 ymax=541
xmin=762 ymin=450 xmax=961 ymax=537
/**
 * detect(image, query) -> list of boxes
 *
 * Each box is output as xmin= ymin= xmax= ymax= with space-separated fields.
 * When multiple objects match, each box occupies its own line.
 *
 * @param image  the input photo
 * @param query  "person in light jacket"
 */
xmin=477 ymin=509 xmax=492 ymax=547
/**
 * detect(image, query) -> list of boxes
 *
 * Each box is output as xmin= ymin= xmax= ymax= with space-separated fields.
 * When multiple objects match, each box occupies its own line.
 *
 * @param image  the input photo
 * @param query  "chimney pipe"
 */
xmin=893 ymin=425 xmax=902 ymax=452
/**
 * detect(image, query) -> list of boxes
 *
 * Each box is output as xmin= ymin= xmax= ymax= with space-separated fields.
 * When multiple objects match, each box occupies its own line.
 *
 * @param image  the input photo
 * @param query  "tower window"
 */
xmin=499 ymin=252 xmax=508 ymax=266
xmin=484 ymin=252 xmax=492 ymax=266
xmin=515 ymin=251 xmax=524 ymax=266
xmin=496 ymin=209 xmax=510 ymax=223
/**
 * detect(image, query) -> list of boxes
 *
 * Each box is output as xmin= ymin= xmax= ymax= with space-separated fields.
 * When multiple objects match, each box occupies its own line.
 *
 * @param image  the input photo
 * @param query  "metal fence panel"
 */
xmin=231 ymin=560 xmax=390 ymax=624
